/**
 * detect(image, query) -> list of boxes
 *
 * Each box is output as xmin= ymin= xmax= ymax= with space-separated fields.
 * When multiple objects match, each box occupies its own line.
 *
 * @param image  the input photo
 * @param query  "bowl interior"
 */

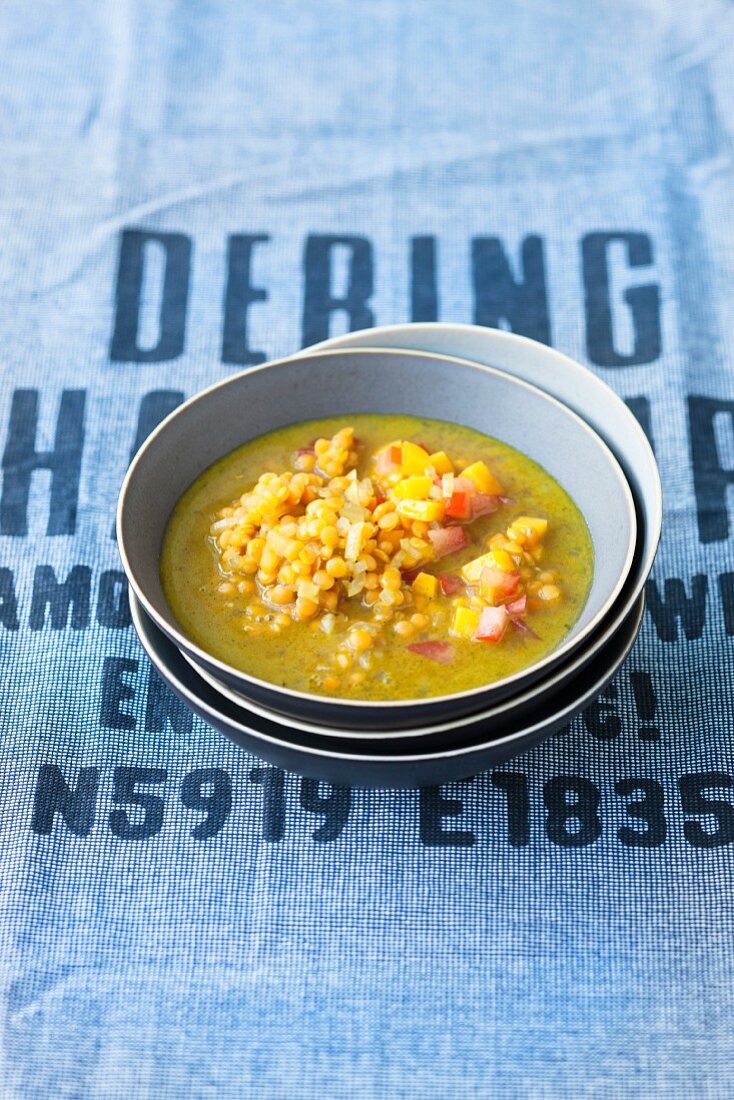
xmin=182 ymin=561 xmax=636 ymax=739
xmin=305 ymin=324 xmax=661 ymax=606
xmin=118 ymin=347 xmax=636 ymax=708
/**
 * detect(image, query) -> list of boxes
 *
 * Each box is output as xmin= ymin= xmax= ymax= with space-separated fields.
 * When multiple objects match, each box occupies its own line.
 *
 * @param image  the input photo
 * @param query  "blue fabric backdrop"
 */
xmin=2 ymin=1 xmax=734 ymax=1095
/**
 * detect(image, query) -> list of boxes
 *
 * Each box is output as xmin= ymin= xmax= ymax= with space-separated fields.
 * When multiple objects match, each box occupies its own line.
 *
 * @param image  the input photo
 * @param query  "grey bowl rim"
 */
xmin=130 ymin=588 xmax=645 ymax=765
xmin=305 ymin=323 xmax=662 ymax=567
xmin=117 ymin=345 xmax=637 ymax=714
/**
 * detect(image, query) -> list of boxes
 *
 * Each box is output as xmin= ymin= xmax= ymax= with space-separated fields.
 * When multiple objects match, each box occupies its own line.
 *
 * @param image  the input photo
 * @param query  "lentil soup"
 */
xmin=161 ymin=415 xmax=593 ymax=701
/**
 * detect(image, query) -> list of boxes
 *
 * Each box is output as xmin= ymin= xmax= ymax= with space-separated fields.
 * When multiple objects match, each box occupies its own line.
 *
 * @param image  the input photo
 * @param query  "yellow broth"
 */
xmin=160 ymin=415 xmax=593 ymax=700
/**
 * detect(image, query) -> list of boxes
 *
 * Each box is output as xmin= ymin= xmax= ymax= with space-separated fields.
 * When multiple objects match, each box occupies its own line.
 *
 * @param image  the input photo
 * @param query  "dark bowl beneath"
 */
xmin=130 ymin=591 xmax=644 ymax=788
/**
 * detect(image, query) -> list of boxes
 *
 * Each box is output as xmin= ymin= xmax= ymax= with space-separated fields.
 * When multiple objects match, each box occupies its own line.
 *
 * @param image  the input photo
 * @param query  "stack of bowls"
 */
xmin=118 ymin=325 xmax=661 ymax=787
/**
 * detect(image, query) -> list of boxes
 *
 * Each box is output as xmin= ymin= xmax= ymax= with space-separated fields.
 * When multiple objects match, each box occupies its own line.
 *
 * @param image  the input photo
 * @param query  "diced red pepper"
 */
xmin=444 ymin=491 xmax=472 ymax=520
xmin=474 ymin=605 xmax=508 ymax=642
xmin=428 ymin=526 xmax=468 ymax=558
xmin=407 ymin=641 xmax=454 ymax=664
xmin=439 ymin=573 xmax=464 ymax=596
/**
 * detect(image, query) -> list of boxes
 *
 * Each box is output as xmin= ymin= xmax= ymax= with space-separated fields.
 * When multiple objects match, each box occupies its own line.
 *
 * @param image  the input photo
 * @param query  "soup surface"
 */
xmin=161 ymin=415 xmax=593 ymax=701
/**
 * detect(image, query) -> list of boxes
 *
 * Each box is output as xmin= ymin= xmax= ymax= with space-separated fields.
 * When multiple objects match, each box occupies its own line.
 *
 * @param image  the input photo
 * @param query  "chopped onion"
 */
xmin=428 ymin=526 xmax=468 ymax=558
xmin=407 ymin=641 xmax=454 ymax=664
xmin=297 ymin=580 xmax=320 ymax=602
xmin=320 ymin=614 xmax=336 ymax=635
xmin=345 ymin=521 xmax=367 ymax=561
xmin=470 ymin=493 xmax=498 ymax=517
xmin=439 ymin=573 xmax=464 ymax=596
xmin=342 ymin=500 xmax=367 ymax=522
xmin=510 ymin=616 xmax=541 ymax=639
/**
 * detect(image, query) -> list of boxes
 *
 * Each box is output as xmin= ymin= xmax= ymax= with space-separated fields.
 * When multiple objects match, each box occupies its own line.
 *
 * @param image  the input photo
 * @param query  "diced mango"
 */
xmin=392 ymin=475 xmax=433 ymax=500
xmin=461 ymin=552 xmax=497 ymax=584
xmin=516 ymin=516 xmax=548 ymax=534
xmin=428 ymin=451 xmax=453 ymax=475
xmin=450 ymin=605 xmax=481 ymax=638
xmin=396 ymin=499 xmax=446 ymax=522
xmin=486 ymin=532 xmax=507 ymax=550
xmin=459 ymin=461 xmax=504 ymax=496
xmin=489 ymin=549 xmax=515 ymax=572
xmin=461 ymin=548 xmax=516 ymax=583
xmin=503 ymin=540 xmax=524 ymax=557
xmin=411 ymin=571 xmax=438 ymax=598
xmin=507 ymin=515 xmax=548 ymax=548
xmin=400 ymin=441 xmax=432 ymax=476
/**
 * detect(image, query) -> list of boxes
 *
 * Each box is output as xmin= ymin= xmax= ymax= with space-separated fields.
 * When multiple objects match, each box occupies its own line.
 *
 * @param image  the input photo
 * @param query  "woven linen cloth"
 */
xmin=2 ymin=1 xmax=734 ymax=1096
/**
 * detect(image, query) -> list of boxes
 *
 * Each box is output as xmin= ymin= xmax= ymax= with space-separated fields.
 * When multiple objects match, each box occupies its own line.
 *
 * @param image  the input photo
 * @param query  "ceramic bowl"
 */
xmin=184 ymin=552 xmax=640 ymax=743
xmin=118 ymin=347 xmax=635 ymax=729
xmin=304 ymin=323 xmax=662 ymax=643
xmin=130 ymin=591 xmax=644 ymax=788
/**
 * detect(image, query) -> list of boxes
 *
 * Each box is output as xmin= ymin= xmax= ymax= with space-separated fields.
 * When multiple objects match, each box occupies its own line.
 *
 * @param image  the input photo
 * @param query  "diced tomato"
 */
xmin=460 ymin=461 xmax=504 ymax=496
xmin=375 ymin=444 xmax=402 ymax=475
xmin=479 ymin=566 xmax=521 ymax=603
xmin=470 ymin=493 xmax=498 ymax=518
xmin=474 ymin=605 xmax=508 ymax=642
xmin=506 ymin=595 xmax=527 ymax=615
xmin=452 ymin=477 xmax=476 ymax=494
xmin=444 ymin=491 xmax=472 ymax=520
xmin=428 ymin=525 xmax=469 ymax=558
xmin=407 ymin=641 xmax=454 ymax=664
xmin=439 ymin=573 xmax=464 ymax=596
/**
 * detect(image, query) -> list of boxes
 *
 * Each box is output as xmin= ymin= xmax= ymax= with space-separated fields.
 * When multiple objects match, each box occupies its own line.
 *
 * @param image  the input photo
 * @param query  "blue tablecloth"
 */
xmin=3 ymin=2 xmax=734 ymax=1095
